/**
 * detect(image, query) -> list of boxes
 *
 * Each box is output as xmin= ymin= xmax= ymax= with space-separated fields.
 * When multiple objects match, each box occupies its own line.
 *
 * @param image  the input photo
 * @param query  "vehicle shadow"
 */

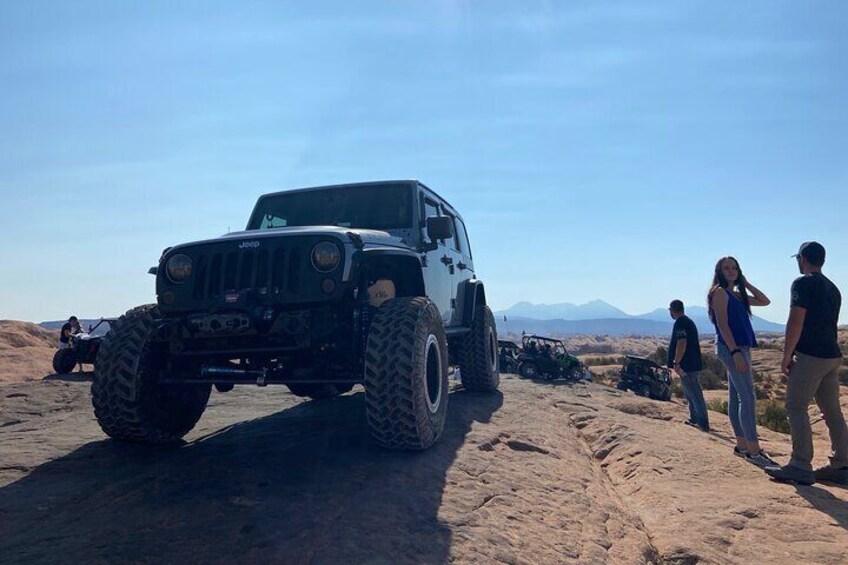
xmin=0 ymin=389 xmax=503 ymax=565
xmin=793 ymin=484 xmax=848 ymax=533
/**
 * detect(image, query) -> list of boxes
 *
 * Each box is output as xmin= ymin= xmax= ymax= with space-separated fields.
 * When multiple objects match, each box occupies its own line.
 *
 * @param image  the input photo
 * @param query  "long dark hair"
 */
xmin=707 ymin=256 xmax=751 ymax=323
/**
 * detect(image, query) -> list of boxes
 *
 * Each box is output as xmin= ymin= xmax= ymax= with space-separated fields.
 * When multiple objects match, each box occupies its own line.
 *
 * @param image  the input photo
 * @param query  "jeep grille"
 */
xmin=191 ymin=246 xmax=303 ymax=299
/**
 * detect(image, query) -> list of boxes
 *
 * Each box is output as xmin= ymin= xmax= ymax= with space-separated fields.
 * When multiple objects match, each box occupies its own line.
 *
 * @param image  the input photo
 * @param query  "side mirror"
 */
xmin=148 ymin=266 xmax=158 ymax=275
xmin=426 ymin=216 xmax=454 ymax=241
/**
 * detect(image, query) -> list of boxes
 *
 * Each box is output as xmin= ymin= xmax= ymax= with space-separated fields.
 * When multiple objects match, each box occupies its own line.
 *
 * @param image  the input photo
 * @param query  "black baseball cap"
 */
xmin=792 ymin=241 xmax=825 ymax=265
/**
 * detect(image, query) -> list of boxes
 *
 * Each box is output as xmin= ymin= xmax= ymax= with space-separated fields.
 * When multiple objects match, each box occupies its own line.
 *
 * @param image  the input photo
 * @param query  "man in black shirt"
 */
xmin=668 ymin=300 xmax=709 ymax=431
xmin=59 ymin=316 xmax=81 ymax=347
xmin=766 ymin=242 xmax=848 ymax=485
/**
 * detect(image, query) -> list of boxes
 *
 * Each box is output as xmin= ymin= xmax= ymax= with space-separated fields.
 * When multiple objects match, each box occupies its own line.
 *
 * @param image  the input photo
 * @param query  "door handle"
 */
xmin=441 ymin=255 xmax=454 ymax=266
xmin=457 ymin=261 xmax=468 ymax=270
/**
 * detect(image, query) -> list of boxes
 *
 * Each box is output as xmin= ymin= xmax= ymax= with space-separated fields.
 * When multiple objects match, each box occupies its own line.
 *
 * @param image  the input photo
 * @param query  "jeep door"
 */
xmin=438 ymin=207 xmax=467 ymax=322
xmin=420 ymin=193 xmax=453 ymax=323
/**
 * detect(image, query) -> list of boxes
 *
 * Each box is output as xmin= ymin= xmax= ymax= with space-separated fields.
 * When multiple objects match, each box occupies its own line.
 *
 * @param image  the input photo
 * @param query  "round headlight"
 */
xmin=311 ymin=241 xmax=341 ymax=273
xmin=166 ymin=254 xmax=193 ymax=283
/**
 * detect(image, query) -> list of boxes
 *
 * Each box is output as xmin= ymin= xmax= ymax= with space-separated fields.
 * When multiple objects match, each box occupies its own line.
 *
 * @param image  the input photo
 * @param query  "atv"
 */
xmin=52 ymin=318 xmax=116 ymax=374
xmin=517 ymin=335 xmax=589 ymax=381
xmin=616 ymin=356 xmax=672 ymax=401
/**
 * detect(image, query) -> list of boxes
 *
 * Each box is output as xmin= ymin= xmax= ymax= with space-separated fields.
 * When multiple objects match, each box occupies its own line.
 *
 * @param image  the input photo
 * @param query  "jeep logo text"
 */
xmin=239 ymin=241 xmax=260 ymax=249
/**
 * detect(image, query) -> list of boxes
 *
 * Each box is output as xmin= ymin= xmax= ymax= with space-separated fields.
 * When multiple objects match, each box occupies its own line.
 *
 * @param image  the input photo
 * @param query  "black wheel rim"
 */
xmin=425 ymin=334 xmax=443 ymax=414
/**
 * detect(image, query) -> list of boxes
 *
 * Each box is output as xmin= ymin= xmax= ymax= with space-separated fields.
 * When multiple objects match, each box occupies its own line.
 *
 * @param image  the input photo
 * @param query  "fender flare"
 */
xmin=455 ymin=279 xmax=487 ymax=327
xmin=352 ymin=248 xmax=425 ymax=297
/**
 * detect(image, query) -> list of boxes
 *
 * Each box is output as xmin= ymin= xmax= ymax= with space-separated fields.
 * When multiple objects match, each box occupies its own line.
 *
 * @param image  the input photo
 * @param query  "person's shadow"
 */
xmin=793 ymin=483 xmax=848 ymax=533
xmin=0 ymin=388 xmax=502 ymax=565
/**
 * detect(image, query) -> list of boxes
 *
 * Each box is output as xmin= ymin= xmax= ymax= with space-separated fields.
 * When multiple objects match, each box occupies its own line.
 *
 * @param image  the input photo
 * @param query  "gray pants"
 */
xmin=785 ymin=352 xmax=848 ymax=471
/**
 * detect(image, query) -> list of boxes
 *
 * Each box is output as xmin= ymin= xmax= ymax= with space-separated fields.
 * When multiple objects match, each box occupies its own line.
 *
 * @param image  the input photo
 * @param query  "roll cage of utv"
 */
xmin=516 ymin=334 xmax=586 ymax=381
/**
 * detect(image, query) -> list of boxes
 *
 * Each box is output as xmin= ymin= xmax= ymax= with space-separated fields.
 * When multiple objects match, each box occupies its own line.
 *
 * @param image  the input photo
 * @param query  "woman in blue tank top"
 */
xmin=708 ymin=256 xmax=776 ymax=468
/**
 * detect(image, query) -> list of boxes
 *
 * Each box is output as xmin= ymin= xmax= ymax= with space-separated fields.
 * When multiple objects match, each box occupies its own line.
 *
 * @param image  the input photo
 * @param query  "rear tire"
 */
xmin=52 ymin=348 xmax=77 ymax=374
xmin=638 ymin=383 xmax=651 ymax=398
xmin=364 ymin=297 xmax=448 ymax=450
xmin=520 ymin=362 xmax=538 ymax=379
xmin=456 ymin=305 xmax=500 ymax=392
xmin=92 ymin=304 xmax=211 ymax=444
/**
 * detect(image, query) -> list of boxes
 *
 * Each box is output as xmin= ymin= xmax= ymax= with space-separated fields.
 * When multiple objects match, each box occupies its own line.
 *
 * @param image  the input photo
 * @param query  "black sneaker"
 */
xmin=813 ymin=464 xmax=848 ymax=485
xmin=733 ymin=446 xmax=748 ymax=458
xmin=765 ymin=464 xmax=815 ymax=485
xmin=746 ymin=451 xmax=779 ymax=468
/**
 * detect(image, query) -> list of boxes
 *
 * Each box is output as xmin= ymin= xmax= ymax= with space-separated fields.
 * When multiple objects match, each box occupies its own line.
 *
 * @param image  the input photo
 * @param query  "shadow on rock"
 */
xmin=794 ymin=484 xmax=848 ymax=533
xmin=0 ymin=389 xmax=503 ymax=565
xmin=42 ymin=371 xmax=93 ymax=383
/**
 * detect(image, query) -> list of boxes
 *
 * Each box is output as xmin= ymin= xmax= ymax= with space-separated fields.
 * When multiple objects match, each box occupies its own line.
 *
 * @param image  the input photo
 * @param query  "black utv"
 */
xmin=93 ymin=180 xmax=499 ymax=450
xmin=617 ymin=356 xmax=672 ymax=401
xmin=52 ymin=318 xmax=115 ymax=374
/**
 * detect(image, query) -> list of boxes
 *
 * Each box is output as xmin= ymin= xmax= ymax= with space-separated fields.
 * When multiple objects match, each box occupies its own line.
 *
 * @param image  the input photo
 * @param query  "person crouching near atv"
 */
xmin=59 ymin=316 xmax=81 ymax=348
xmin=59 ymin=316 xmax=85 ymax=372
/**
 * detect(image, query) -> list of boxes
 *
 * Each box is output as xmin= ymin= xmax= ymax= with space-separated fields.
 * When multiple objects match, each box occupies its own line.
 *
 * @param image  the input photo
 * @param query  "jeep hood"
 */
xmin=168 ymin=226 xmax=411 ymax=253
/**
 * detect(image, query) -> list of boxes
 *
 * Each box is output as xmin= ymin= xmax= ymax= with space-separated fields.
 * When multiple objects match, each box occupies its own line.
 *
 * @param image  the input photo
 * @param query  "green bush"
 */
xmin=584 ymin=355 xmax=626 ymax=367
xmin=699 ymin=370 xmax=724 ymax=390
xmin=701 ymin=352 xmax=726 ymax=379
xmin=754 ymin=385 xmax=769 ymax=400
xmin=758 ymin=400 xmax=790 ymax=434
xmin=649 ymin=346 xmax=669 ymax=366
xmin=707 ymin=398 xmax=728 ymax=414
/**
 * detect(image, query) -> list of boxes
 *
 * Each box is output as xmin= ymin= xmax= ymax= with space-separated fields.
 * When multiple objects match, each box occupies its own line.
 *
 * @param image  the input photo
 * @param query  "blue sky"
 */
xmin=1 ymin=1 xmax=846 ymax=325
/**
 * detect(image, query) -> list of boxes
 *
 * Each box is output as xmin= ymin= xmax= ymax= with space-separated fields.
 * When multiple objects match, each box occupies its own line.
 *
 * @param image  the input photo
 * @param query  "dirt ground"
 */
xmin=2 ymin=371 xmax=848 ymax=565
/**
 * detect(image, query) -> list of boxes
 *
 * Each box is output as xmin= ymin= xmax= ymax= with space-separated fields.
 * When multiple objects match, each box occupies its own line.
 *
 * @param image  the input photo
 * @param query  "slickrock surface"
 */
xmin=1 ymin=374 xmax=847 ymax=564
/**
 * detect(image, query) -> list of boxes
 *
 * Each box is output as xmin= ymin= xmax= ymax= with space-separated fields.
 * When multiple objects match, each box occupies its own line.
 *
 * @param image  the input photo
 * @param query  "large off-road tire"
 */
xmin=616 ymin=380 xmax=628 ymax=391
xmin=456 ymin=305 xmax=500 ymax=392
xmin=364 ymin=297 xmax=449 ymax=450
xmin=638 ymin=383 xmax=652 ymax=399
xmin=92 ymin=304 xmax=211 ymax=444
xmin=287 ymin=383 xmax=353 ymax=400
xmin=52 ymin=348 xmax=77 ymax=374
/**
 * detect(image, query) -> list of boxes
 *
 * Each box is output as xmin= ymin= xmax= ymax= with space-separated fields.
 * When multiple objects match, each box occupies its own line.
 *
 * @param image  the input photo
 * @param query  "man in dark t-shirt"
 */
xmin=59 ymin=316 xmax=81 ymax=347
xmin=766 ymin=242 xmax=848 ymax=486
xmin=668 ymin=300 xmax=709 ymax=431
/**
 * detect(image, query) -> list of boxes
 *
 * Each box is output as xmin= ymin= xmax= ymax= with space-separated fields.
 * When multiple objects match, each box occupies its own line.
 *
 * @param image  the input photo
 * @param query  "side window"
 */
xmin=423 ymin=199 xmax=440 ymax=222
xmin=442 ymin=210 xmax=460 ymax=252
xmin=456 ymin=218 xmax=472 ymax=258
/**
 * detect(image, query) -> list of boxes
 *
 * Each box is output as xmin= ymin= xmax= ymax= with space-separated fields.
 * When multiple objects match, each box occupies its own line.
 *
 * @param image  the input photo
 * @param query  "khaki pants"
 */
xmin=785 ymin=352 xmax=848 ymax=470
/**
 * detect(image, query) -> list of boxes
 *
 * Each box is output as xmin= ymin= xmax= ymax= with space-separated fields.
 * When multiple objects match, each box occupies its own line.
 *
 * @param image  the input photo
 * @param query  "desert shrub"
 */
xmin=649 ymin=346 xmax=668 ymax=366
xmin=840 ymin=367 xmax=848 ymax=386
xmin=699 ymin=370 xmax=724 ymax=390
xmin=757 ymin=400 xmax=790 ymax=434
xmin=752 ymin=370 xmax=764 ymax=384
xmin=707 ymin=398 xmax=728 ymax=414
xmin=669 ymin=380 xmax=684 ymax=399
xmin=754 ymin=385 xmax=769 ymax=400
xmin=585 ymin=355 xmax=625 ymax=367
xmin=701 ymin=352 xmax=726 ymax=379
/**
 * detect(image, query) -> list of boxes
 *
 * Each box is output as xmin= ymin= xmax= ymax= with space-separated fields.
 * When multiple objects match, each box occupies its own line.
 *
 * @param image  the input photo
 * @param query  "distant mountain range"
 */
xmin=495 ymin=300 xmax=784 ymax=336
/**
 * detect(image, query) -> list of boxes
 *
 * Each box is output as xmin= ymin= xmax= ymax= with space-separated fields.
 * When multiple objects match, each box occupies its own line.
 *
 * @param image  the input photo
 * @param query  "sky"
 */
xmin=1 ymin=1 xmax=847 ymax=325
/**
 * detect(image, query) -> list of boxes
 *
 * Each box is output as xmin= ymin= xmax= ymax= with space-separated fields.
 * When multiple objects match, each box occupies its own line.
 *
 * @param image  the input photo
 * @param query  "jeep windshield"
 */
xmin=247 ymin=184 xmax=413 ymax=231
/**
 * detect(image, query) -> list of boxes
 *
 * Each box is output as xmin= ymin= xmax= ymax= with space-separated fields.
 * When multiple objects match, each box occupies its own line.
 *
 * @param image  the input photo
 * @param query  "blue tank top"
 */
xmin=715 ymin=289 xmax=757 ymax=348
